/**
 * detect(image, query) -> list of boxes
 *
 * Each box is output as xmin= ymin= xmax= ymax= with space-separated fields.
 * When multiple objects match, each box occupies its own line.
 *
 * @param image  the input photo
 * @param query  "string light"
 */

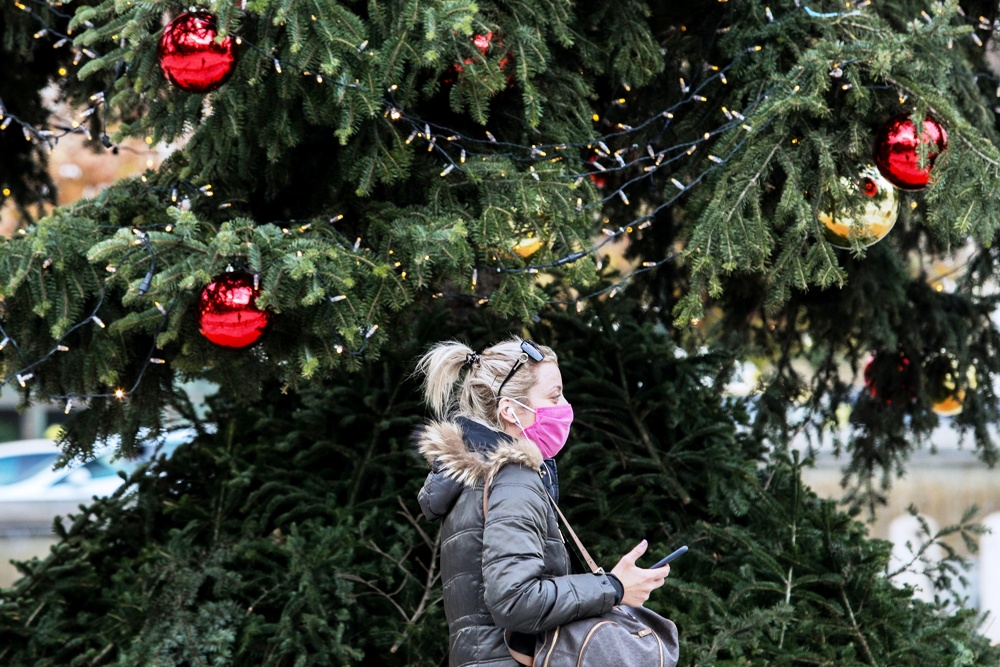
xmin=1 ymin=2 xmax=108 ymax=148
xmin=8 ymin=0 xmax=988 ymax=406
xmin=0 ymin=9 xmax=815 ymax=284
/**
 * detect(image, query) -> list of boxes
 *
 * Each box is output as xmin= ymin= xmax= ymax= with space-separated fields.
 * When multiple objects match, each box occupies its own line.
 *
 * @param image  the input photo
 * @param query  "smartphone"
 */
xmin=651 ymin=545 xmax=688 ymax=569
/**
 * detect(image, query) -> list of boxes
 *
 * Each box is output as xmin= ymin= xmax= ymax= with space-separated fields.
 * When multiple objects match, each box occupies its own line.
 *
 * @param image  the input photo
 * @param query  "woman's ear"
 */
xmin=497 ymin=398 xmax=519 ymax=426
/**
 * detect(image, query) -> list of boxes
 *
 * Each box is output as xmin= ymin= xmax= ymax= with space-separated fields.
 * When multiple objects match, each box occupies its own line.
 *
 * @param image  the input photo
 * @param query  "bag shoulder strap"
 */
xmin=544 ymin=491 xmax=602 ymax=574
xmin=482 ymin=476 xmax=603 ymax=574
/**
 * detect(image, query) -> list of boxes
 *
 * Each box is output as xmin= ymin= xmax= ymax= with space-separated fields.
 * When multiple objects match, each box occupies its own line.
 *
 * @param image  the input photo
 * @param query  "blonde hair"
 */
xmin=414 ymin=336 xmax=558 ymax=429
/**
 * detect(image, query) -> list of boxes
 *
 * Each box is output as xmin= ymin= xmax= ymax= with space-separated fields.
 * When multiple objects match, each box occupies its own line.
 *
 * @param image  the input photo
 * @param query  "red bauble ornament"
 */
xmin=158 ymin=12 xmax=237 ymax=93
xmin=863 ymin=351 xmax=918 ymax=406
xmin=587 ymin=154 xmax=607 ymax=189
xmin=472 ymin=32 xmax=495 ymax=54
xmin=442 ymin=31 xmax=511 ymax=85
xmin=198 ymin=272 xmax=270 ymax=349
xmin=873 ymin=114 xmax=947 ymax=190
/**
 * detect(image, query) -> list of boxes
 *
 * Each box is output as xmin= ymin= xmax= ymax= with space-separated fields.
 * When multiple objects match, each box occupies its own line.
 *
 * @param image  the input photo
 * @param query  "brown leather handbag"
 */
xmin=483 ymin=485 xmax=680 ymax=667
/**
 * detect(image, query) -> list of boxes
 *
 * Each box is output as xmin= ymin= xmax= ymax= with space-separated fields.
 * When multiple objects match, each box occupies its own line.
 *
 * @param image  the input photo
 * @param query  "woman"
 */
xmin=414 ymin=336 xmax=669 ymax=666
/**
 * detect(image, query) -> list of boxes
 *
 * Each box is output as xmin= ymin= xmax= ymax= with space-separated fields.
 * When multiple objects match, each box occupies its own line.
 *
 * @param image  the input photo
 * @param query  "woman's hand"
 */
xmin=610 ymin=539 xmax=669 ymax=607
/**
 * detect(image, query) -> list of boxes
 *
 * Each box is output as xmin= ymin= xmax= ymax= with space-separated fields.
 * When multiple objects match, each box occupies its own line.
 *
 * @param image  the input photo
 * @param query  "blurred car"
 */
xmin=0 ymin=438 xmax=127 ymax=500
xmin=0 ymin=429 xmax=194 ymax=530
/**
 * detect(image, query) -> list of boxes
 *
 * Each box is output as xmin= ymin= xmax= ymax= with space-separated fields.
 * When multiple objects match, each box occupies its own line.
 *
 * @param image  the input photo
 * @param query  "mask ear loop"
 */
xmin=508 ymin=397 xmax=536 ymax=414
xmin=511 ymin=411 xmax=525 ymax=433
xmin=506 ymin=398 xmax=534 ymax=437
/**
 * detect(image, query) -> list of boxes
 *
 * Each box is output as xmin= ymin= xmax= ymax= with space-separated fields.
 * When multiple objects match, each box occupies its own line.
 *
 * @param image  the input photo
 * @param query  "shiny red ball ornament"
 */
xmin=442 ymin=30 xmax=511 ymax=85
xmin=158 ymin=12 xmax=237 ymax=93
xmin=860 ymin=177 xmax=879 ymax=197
xmin=863 ymin=351 xmax=918 ymax=406
xmin=873 ymin=114 xmax=947 ymax=190
xmin=472 ymin=32 xmax=495 ymax=53
xmin=198 ymin=272 xmax=270 ymax=349
xmin=587 ymin=154 xmax=607 ymax=189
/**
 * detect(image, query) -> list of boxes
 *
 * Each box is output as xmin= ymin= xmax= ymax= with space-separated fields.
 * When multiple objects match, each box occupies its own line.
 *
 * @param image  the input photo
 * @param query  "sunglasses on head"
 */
xmin=495 ymin=339 xmax=544 ymax=403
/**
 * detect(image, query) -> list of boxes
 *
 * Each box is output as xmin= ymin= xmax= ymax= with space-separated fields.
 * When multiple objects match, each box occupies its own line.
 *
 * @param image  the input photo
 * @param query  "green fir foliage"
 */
xmin=2 ymin=308 xmax=997 ymax=665
xmin=1 ymin=0 xmax=999 ymax=491
xmin=4 ymin=0 xmax=1000 ymax=662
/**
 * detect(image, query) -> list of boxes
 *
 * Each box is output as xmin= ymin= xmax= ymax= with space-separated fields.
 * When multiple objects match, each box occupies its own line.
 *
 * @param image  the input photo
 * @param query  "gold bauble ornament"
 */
xmin=924 ymin=353 xmax=977 ymax=417
xmin=819 ymin=166 xmax=899 ymax=248
xmin=513 ymin=236 xmax=544 ymax=258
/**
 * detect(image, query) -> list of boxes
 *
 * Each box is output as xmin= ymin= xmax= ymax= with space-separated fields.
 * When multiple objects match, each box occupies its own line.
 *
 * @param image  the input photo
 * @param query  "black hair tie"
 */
xmin=463 ymin=351 xmax=482 ymax=370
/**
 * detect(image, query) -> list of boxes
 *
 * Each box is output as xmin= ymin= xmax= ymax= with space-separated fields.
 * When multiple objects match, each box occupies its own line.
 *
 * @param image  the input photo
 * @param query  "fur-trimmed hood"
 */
xmin=415 ymin=417 xmax=543 ymax=487
xmin=415 ymin=416 xmax=552 ymax=523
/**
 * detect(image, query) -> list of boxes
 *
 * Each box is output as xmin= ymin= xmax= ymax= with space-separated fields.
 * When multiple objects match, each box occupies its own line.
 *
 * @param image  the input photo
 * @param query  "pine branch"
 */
xmin=839 ymin=582 xmax=877 ymax=666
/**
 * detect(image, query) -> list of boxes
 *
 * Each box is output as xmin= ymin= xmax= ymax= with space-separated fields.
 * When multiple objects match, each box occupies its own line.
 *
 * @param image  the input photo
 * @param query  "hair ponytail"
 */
xmin=414 ymin=341 xmax=476 ymax=419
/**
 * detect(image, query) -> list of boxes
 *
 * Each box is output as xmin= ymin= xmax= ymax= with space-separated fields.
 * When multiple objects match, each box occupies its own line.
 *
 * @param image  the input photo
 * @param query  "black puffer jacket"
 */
xmin=416 ymin=417 xmax=620 ymax=667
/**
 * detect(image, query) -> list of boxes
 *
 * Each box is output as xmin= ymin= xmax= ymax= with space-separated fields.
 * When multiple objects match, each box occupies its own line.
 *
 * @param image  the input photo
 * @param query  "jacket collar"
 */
xmin=415 ymin=416 xmax=544 ymax=488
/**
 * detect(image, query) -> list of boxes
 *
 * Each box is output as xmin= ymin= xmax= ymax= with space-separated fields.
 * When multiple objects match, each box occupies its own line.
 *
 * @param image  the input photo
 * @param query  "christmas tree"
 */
xmin=2 ymin=0 xmax=1000 ymax=664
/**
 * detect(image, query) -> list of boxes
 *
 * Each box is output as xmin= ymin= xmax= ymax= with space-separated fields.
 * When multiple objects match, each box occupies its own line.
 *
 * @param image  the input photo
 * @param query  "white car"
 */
xmin=0 ymin=432 xmax=190 ymax=529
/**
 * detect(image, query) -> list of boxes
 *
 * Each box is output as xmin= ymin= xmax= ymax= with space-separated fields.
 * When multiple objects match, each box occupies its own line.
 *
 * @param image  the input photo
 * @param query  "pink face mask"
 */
xmin=509 ymin=398 xmax=574 ymax=459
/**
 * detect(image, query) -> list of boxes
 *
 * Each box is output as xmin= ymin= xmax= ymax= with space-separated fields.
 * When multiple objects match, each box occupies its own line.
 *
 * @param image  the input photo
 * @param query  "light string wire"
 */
xmin=0 ymin=229 xmax=162 ymax=407
xmin=1 ymin=0 xmax=992 ymax=409
xmin=400 ymin=84 xmax=776 ymax=277
xmin=7 ymin=0 xmax=989 ymax=151
xmin=7 ymin=0 xmax=985 ymax=217
xmin=0 ymin=223 xmax=379 ymax=406
xmin=10 ymin=0 xmax=775 ymax=286
xmin=4 ymin=1 xmax=224 ymax=206
xmin=1 ymin=0 xmax=106 ymax=151
xmin=0 ymin=0 xmax=923 ymax=399
xmin=425 ymin=111 xmax=778 ymax=311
